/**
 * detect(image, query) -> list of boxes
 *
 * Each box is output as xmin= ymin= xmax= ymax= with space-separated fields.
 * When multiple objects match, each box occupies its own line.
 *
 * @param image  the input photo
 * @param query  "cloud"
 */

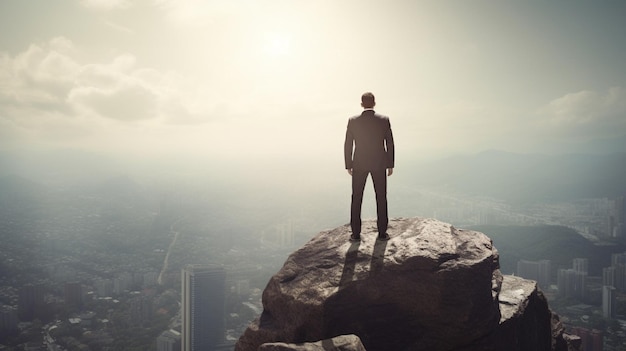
xmin=0 ymin=37 xmax=212 ymax=123
xmin=69 ymin=81 xmax=158 ymax=121
xmin=538 ymin=87 xmax=626 ymax=139
xmin=0 ymin=38 xmax=78 ymax=116
xmin=0 ymin=36 xmax=226 ymax=154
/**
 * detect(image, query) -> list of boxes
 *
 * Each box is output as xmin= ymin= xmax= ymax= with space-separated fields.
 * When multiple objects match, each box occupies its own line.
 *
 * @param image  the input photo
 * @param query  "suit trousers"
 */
xmin=350 ymin=169 xmax=388 ymax=236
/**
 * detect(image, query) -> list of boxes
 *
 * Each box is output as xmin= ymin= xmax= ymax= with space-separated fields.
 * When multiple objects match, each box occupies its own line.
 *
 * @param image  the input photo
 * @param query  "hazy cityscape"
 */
xmin=0 ymin=151 xmax=625 ymax=350
xmin=2 ymin=1 xmax=626 ymax=350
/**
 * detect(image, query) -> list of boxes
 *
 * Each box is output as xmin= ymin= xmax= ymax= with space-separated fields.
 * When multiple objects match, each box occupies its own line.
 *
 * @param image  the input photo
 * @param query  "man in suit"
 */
xmin=344 ymin=92 xmax=395 ymax=242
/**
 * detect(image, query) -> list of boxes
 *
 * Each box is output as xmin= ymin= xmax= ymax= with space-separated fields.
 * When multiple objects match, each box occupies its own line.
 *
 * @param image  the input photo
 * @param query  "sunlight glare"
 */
xmin=264 ymin=32 xmax=291 ymax=58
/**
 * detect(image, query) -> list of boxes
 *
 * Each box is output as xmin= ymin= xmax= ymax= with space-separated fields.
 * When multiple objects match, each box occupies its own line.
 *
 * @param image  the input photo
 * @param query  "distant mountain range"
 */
xmin=402 ymin=150 xmax=626 ymax=203
xmin=576 ymin=134 xmax=626 ymax=155
xmin=2 ymin=134 xmax=625 ymax=205
xmin=0 ymin=174 xmax=47 ymax=202
xmin=471 ymin=224 xmax=625 ymax=277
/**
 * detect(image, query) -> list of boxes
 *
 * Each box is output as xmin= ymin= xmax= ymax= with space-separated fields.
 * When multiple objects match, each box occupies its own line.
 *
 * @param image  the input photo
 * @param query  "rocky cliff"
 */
xmin=235 ymin=217 xmax=578 ymax=351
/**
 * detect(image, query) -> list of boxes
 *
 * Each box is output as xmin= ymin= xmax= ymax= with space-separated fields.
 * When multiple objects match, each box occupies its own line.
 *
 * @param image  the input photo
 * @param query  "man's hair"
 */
xmin=361 ymin=92 xmax=375 ymax=108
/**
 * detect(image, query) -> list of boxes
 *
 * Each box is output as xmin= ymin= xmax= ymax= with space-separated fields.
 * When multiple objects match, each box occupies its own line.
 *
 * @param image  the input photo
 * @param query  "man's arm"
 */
xmin=344 ymin=120 xmax=354 ymax=174
xmin=385 ymin=119 xmax=395 ymax=170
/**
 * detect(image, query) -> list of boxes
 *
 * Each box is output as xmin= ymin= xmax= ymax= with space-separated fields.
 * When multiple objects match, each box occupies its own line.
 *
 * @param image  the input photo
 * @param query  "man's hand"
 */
xmin=387 ymin=168 xmax=394 ymax=176
xmin=347 ymin=169 xmax=353 ymax=176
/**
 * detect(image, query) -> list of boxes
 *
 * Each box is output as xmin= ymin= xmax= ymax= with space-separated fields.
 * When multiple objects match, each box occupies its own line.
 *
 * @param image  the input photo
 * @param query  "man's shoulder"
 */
xmin=373 ymin=112 xmax=390 ymax=120
xmin=348 ymin=111 xmax=391 ymax=121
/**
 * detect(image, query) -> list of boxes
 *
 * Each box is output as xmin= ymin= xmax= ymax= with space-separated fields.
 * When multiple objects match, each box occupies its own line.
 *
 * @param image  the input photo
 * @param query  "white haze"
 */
xmin=1 ymin=1 xmax=626 ymax=208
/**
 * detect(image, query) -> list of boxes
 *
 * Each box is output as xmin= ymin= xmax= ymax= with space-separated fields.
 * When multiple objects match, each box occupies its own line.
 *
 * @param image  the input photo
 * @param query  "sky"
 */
xmin=1 ymin=0 xmax=626 ymax=172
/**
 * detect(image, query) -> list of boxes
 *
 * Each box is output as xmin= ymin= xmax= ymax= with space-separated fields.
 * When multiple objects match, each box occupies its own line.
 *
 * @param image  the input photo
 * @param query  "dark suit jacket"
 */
xmin=344 ymin=110 xmax=395 ymax=171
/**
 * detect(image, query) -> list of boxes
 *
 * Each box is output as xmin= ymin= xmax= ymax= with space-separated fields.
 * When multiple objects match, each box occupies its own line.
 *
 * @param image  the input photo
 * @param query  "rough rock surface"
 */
xmin=562 ymin=334 xmax=582 ymax=351
xmin=496 ymin=275 xmax=577 ymax=351
xmin=258 ymin=334 xmax=366 ymax=351
xmin=235 ymin=217 xmax=503 ymax=351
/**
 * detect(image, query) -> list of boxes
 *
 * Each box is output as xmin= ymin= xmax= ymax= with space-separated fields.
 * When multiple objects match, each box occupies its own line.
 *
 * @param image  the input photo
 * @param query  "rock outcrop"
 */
xmin=497 ymin=275 xmax=571 ymax=351
xmin=258 ymin=334 xmax=366 ymax=351
xmin=235 ymin=217 xmax=576 ymax=351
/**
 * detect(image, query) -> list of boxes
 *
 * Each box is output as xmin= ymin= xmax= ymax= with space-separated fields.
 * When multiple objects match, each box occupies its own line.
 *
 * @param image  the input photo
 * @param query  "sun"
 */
xmin=263 ymin=32 xmax=292 ymax=58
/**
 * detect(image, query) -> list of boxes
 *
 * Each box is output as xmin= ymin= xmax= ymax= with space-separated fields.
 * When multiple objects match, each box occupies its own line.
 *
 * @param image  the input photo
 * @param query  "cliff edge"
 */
xmin=235 ymin=217 xmax=578 ymax=351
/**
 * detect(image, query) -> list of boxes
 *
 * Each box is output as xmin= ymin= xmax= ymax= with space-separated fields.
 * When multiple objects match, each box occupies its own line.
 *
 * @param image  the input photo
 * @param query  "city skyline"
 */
xmin=2 ymin=178 xmax=626 ymax=349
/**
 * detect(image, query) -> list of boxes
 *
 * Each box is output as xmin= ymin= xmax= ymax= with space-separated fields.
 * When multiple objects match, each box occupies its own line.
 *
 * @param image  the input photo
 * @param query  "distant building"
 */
xmin=610 ymin=195 xmax=626 ymax=238
xmin=558 ymin=269 xmax=574 ymax=298
xmin=583 ymin=276 xmax=603 ymax=305
xmin=602 ymin=267 xmax=615 ymax=287
xmin=608 ymin=253 xmax=626 ymax=292
xmin=279 ymin=220 xmax=295 ymax=248
xmin=611 ymin=252 xmax=626 ymax=266
xmin=236 ymin=280 xmax=250 ymax=296
xmin=571 ymin=327 xmax=604 ymax=351
xmin=602 ymin=285 xmax=616 ymax=319
xmin=614 ymin=265 xmax=626 ymax=292
xmin=617 ymin=195 xmax=626 ymax=225
xmin=95 ymin=279 xmax=113 ymax=297
xmin=17 ymin=283 xmax=45 ymax=321
xmin=608 ymin=215 xmax=616 ymax=238
xmin=143 ymin=271 xmax=159 ymax=287
xmin=573 ymin=258 xmax=589 ymax=274
xmin=181 ymin=264 xmax=226 ymax=351
xmin=516 ymin=259 xmax=551 ymax=289
xmin=262 ymin=221 xmax=295 ymax=248
xmin=157 ymin=329 xmax=181 ymax=351
xmin=113 ymin=272 xmax=133 ymax=295
xmin=0 ymin=305 xmax=18 ymax=334
xmin=64 ymin=282 xmax=83 ymax=309
xmin=133 ymin=272 xmax=144 ymax=287
xmin=590 ymin=329 xmax=604 ymax=351
xmin=557 ymin=268 xmax=586 ymax=300
xmin=130 ymin=295 xmax=153 ymax=327
xmin=571 ymin=327 xmax=591 ymax=351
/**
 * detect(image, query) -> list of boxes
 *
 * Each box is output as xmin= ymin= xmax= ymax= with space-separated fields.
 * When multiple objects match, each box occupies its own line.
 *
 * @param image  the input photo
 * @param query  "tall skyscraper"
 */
xmin=181 ymin=265 xmax=226 ymax=351
xmin=602 ymin=285 xmax=616 ymax=319
xmin=611 ymin=256 xmax=626 ymax=292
